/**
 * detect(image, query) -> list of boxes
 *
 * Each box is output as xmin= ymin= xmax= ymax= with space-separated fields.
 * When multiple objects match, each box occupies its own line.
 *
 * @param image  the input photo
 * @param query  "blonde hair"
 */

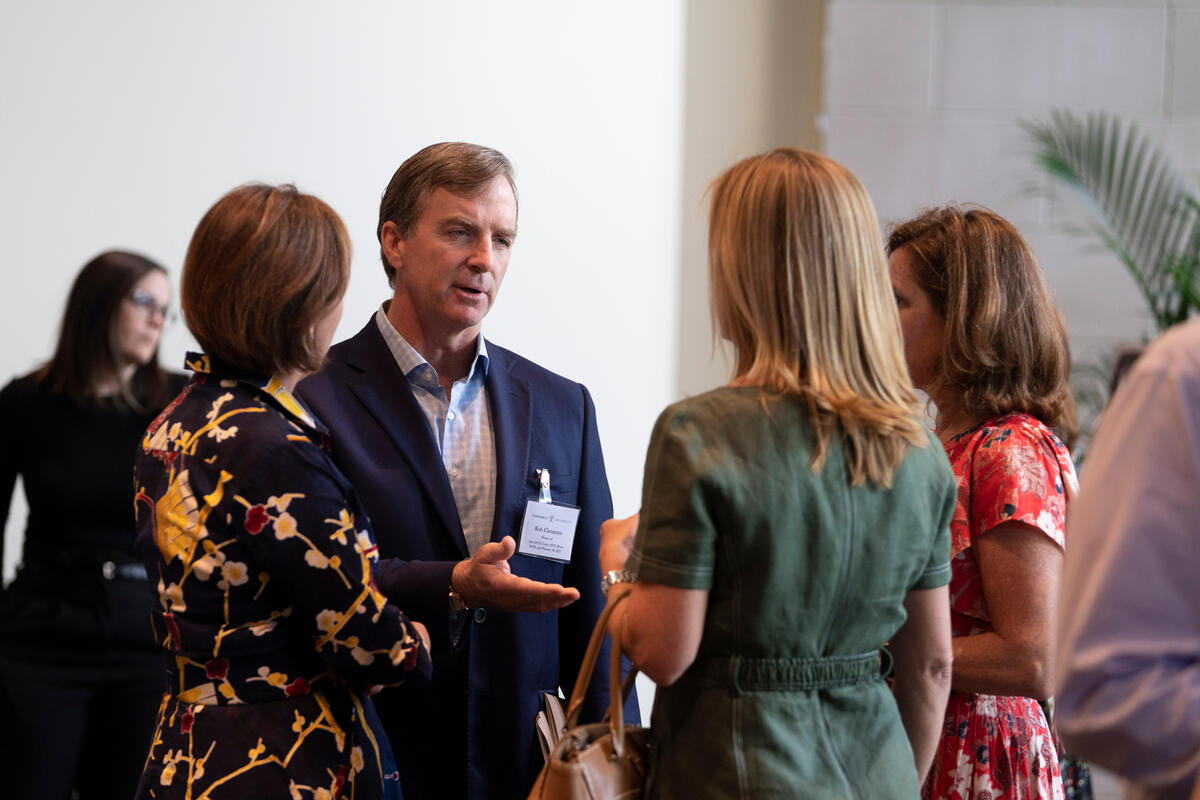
xmin=708 ymin=148 xmax=926 ymax=486
xmin=886 ymin=206 xmax=1071 ymax=429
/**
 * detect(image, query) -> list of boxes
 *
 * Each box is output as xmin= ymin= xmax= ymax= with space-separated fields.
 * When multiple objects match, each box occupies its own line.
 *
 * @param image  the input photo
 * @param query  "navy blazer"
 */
xmin=297 ymin=318 xmax=635 ymax=800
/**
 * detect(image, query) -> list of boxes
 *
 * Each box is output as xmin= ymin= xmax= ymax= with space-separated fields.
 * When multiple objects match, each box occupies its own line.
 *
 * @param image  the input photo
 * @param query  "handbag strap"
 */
xmin=605 ymin=608 xmax=638 ymax=757
xmin=564 ymin=583 xmax=635 ymax=729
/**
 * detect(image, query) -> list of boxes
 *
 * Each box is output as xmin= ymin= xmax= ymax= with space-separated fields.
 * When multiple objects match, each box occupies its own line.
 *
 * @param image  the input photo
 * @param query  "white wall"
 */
xmin=676 ymin=0 xmax=826 ymax=398
xmin=0 ymin=1 xmax=685 ymax=600
xmin=821 ymin=0 xmax=1200 ymax=365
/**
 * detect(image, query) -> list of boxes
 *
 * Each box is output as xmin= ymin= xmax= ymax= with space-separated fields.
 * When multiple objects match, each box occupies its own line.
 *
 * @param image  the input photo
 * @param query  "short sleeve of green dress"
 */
xmin=625 ymin=387 xmax=955 ymax=800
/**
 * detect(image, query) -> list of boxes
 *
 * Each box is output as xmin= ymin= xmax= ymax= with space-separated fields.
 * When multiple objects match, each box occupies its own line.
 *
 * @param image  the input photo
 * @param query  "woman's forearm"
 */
xmin=894 ymin=668 xmax=952 ymax=782
xmin=951 ymin=631 xmax=1053 ymax=699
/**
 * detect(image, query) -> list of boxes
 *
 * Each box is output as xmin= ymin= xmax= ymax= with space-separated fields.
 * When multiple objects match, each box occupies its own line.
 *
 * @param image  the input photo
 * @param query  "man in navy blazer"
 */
xmin=298 ymin=142 xmax=635 ymax=800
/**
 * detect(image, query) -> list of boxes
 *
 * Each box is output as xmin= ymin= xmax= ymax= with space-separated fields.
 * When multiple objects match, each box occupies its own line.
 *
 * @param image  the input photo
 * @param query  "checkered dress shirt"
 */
xmin=375 ymin=308 xmax=496 ymax=554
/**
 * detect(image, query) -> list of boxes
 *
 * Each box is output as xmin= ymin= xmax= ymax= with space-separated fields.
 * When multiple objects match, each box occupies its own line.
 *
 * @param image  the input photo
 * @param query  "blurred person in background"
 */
xmin=0 ymin=250 xmax=187 ymax=800
xmin=1057 ymin=318 xmax=1200 ymax=800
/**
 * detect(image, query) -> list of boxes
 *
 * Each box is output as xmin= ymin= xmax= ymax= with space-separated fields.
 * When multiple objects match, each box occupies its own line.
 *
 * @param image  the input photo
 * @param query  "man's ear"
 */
xmin=380 ymin=221 xmax=406 ymax=273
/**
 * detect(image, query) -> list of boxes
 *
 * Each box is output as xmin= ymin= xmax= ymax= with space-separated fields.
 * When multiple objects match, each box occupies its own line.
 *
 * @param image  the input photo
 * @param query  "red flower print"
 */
xmin=284 ymin=677 xmax=310 ymax=698
xmin=163 ymin=612 xmax=182 ymax=649
xmin=334 ymin=764 xmax=348 ymax=795
xmin=404 ymin=644 xmax=419 ymax=670
xmin=181 ymin=708 xmax=194 ymax=734
xmin=205 ymin=658 xmax=230 ymax=679
xmin=244 ymin=505 xmax=269 ymax=535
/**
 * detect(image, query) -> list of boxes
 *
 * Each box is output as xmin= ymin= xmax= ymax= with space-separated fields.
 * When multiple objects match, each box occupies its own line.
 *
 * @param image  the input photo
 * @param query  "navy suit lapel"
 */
xmin=342 ymin=323 xmax=469 ymax=556
xmin=485 ymin=343 xmax=531 ymax=543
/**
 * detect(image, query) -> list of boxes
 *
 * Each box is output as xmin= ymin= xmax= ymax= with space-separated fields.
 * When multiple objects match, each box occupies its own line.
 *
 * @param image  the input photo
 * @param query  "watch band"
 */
xmin=449 ymin=584 xmax=471 ymax=612
xmin=600 ymin=568 xmax=634 ymax=597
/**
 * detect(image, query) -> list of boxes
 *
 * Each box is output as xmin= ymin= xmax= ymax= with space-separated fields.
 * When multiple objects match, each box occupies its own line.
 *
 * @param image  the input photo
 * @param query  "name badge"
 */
xmin=517 ymin=468 xmax=581 ymax=563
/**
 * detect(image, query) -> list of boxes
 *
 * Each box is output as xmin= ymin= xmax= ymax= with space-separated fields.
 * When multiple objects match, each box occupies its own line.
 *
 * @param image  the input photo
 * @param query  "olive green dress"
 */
xmin=626 ymin=387 xmax=955 ymax=799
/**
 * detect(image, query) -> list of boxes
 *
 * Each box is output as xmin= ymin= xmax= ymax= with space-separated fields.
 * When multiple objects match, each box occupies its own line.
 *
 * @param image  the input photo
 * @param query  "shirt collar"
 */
xmin=374 ymin=305 xmax=490 ymax=390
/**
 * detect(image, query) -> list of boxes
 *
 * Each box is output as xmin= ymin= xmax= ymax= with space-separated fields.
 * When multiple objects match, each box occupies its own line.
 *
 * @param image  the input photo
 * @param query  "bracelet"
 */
xmin=600 ymin=568 xmax=634 ymax=597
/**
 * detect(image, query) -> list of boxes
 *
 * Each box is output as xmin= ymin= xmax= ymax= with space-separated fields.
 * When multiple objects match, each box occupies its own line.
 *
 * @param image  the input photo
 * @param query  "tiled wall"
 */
xmin=821 ymin=0 xmax=1200 ymax=357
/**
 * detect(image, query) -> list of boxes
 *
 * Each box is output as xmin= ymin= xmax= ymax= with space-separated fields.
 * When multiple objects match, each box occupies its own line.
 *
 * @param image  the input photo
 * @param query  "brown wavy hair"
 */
xmin=709 ymin=148 xmax=928 ymax=487
xmin=886 ymin=206 xmax=1071 ymax=429
xmin=182 ymin=184 xmax=351 ymax=378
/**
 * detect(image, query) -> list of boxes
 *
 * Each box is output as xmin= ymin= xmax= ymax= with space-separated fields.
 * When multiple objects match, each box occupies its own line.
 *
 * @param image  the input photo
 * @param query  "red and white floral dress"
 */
xmin=924 ymin=413 xmax=1077 ymax=800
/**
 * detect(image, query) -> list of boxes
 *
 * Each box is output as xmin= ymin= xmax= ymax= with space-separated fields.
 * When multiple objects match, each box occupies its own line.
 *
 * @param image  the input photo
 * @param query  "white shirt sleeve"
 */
xmin=1057 ymin=320 xmax=1200 ymax=799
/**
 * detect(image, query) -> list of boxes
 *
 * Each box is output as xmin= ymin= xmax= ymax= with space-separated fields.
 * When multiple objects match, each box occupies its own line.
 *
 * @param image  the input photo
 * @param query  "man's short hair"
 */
xmin=376 ymin=142 xmax=517 ymax=287
xmin=183 ymin=183 xmax=351 ymax=377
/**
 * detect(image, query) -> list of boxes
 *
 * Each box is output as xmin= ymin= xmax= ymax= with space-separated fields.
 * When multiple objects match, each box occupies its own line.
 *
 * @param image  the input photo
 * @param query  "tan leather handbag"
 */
xmin=527 ymin=585 xmax=649 ymax=800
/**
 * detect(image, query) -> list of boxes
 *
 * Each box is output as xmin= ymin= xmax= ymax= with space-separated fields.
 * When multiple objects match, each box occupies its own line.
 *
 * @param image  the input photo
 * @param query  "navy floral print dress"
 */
xmin=133 ymin=354 xmax=432 ymax=800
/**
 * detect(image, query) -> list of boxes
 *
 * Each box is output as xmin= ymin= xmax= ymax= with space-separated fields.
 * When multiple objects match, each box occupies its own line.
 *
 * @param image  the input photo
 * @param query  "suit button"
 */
xmin=473 ymin=608 xmax=487 ymax=624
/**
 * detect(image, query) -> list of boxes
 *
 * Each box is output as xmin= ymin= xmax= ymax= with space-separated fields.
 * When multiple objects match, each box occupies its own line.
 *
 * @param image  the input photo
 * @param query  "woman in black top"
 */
xmin=0 ymin=251 xmax=187 ymax=800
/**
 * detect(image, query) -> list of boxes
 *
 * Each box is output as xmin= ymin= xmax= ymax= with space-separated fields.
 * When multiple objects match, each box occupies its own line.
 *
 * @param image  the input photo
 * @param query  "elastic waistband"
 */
xmin=678 ymin=652 xmax=883 ymax=694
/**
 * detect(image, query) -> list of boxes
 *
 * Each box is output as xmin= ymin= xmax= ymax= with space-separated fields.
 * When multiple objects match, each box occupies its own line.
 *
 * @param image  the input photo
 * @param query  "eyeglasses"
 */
xmin=127 ymin=289 xmax=176 ymax=324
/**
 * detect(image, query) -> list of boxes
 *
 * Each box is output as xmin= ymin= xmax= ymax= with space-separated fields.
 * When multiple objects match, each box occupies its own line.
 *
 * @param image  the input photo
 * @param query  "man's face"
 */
xmin=385 ymin=176 xmax=517 ymax=343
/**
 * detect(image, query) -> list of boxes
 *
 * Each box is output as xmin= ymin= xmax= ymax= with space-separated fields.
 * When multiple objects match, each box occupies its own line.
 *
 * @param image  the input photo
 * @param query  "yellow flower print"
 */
xmin=350 ymin=647 xmax=374 ymax=666
xmin=291 ymin=711 xmax=307 ymax=733
xmin=249 ymin=619 xmax=277 ymax=637
xmin=221 ymin=560 xmax=249 ymax=586
xmin=315 ymin=609 xmax=340 ymax=633
xmin=273 ymin=512 xmax=299 ymax=540
xmin=160 ymin=581 xmax=185 ymax=611
xmin=192 ymin=550 xmax=226 ymax=581
xmin=350 ymin=746 xmax=364 ymax=774
xmin=267 ymin=493 xmax=304 ymax=512
xmin=314 ymin=789 xmax=332 ymax=800
xmin=267 ymin=672 xmax=288 ymax=688
xmin=327 ymin=508 xmax=355 ymax=545
xmin=305 ymin=550 xmax=331 ymax=569
xmin=328 ymin=555 xmax=341 ymax=569
xmin=288 ymin=781 xmax=304 ymax=800
xmin=248 ymin=738 xmax=266 ymax=759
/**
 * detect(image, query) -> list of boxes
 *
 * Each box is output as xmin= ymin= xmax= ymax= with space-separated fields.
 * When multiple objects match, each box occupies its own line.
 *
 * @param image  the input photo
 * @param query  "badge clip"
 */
xmin=537 ymin=468 xmax=552 ymax=503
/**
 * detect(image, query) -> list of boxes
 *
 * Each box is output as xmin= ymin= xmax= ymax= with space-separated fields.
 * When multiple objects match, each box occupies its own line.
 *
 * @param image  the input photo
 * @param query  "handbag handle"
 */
xmin=564 ymin=584 xmax=638 ymax=738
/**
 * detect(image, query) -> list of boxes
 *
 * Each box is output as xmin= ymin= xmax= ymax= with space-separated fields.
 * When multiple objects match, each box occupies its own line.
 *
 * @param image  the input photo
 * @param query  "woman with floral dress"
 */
xmin=888 ymin=206 xmax=1077 ymax=800
xmin=132 ymin=184 xmax=431 ymax=799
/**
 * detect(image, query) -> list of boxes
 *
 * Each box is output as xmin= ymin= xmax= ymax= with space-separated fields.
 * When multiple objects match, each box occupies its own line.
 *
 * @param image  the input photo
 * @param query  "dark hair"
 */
xmin=38 ymin=250 xmax=173 ymax=410
xmin=886 ymin=206 xmax=1072 ymax=428
xmin=377 ymin=142 xmax=517 ymax=287
xmin=182 ymin=183 xmax=351 ymax=377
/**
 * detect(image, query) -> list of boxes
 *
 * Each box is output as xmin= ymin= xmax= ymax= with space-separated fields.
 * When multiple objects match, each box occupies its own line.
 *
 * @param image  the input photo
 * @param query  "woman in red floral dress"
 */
xmin=887 ymin=206 xmax=1077 ymax=800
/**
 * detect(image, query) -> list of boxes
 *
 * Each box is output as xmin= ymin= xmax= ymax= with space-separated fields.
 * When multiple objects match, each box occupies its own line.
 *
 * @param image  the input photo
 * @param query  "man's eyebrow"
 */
xmin=439 ymin=215 xmax=478 ymax=230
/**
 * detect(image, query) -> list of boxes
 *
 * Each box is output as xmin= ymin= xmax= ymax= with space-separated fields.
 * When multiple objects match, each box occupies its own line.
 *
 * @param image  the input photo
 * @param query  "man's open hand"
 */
xmin=451 ymin=536 xmax=580 ymax=613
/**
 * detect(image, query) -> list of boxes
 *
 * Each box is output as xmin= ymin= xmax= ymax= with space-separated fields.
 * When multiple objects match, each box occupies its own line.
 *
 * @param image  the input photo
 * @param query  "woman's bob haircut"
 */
xmin=709 ymin=147 xmax=927 ymax=487
xmin=182 ymin=183 xmax=351 ymax=378
xmin=886 ymin=205 xmax=1072 ymax=430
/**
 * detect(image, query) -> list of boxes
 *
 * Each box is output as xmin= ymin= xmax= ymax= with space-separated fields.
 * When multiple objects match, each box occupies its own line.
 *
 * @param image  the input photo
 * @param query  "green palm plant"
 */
xmin=1024 ymin=109 xmax=1200 ymax=333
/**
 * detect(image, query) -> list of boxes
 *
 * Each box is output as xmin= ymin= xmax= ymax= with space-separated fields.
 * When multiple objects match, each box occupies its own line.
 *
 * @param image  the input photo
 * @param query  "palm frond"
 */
xmin=1023 ymin=109 xmax=1200 ymax=332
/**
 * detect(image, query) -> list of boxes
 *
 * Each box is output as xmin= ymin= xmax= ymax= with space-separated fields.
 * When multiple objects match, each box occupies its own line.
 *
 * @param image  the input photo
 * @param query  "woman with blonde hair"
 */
xmin=598 ymin=148 xmax=957 ymax=797
xmin=133 ymin=184 xmax=431 ymax=799
xmin=887 ymin=206 xmax=1076 ymax=799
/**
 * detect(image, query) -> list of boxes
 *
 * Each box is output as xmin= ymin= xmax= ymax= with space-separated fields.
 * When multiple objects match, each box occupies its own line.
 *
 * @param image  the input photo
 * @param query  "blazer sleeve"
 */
xmin=558 ymin=384 xmax=638 ymax=722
